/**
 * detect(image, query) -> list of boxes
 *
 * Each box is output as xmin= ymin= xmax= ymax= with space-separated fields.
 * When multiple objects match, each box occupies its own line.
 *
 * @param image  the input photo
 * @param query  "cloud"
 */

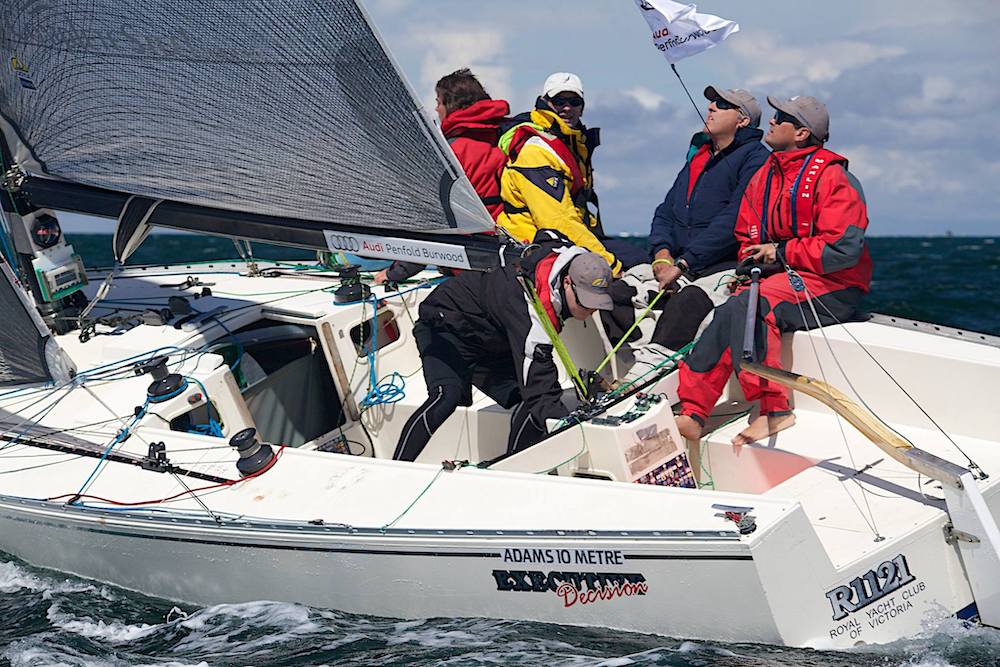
xmin=585 ymin=93 xmax=694 ymax=233
xmin=623 ymin=86 xmax=667 ymax=111
xmin=841 ymin=145 xmax=965 ymax=195
xmin=412 ymin=27 xmax=511 ymax=98
xmin=731 ymin=32 xmax=906 ymax=89
xmin=366 ymin=1 xmax=1000 ymax=234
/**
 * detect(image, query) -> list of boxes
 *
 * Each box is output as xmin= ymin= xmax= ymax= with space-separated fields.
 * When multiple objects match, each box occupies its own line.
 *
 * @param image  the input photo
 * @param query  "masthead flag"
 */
xmin=634 ymin=0 xmax=739 ymax=64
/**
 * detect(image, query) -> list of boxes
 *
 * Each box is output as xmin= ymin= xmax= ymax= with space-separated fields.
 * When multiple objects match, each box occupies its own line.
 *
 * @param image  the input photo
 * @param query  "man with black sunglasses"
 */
xmin=613 ymin=86 xmax=768 ymax=382
xmin=496 ymin=73 xmax=640 ymax=275
xmin=674 ymin=95 xmax=873 ymax=445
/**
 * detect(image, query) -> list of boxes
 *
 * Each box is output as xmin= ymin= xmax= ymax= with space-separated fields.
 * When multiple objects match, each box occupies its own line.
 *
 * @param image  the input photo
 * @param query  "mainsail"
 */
xmin=0 ymin=0 xmax=502 ymax=268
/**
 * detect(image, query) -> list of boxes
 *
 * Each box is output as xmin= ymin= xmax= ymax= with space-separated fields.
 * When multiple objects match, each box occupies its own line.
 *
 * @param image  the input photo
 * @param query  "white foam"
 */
xmin=676 ymin=640 xmax=737 ymax=657
xmin=173 ymin=601 xmax=322 ymax=654
xmin=0 ymin=560 xmax=94 ymax=596
xmin=47 ymin=603 xmax=158 ymax=643
xmin=2 ymin=641 xmax=121 ymax=667
xmin=593 ymin=658 xmax=635 ymax=666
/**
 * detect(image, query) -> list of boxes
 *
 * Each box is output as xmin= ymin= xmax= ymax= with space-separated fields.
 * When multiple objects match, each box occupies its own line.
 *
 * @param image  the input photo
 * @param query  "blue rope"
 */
xmin=70 ymin=400 xmax=148 ymax=503
xmin=359 ymin=296 xmax=405 ymax=408
xmin=186 ymin=377 xmax=224 ymax=438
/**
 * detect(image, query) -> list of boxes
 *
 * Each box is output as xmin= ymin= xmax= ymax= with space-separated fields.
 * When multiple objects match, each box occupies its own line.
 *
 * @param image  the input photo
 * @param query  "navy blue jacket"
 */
xmin=648 ymin=127 xmax=769 ymax=276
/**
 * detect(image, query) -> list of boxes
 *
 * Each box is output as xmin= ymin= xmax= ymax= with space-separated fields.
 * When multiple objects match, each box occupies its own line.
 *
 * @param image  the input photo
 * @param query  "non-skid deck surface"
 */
xmin=706 ymin=407 xmax=999 ymax=567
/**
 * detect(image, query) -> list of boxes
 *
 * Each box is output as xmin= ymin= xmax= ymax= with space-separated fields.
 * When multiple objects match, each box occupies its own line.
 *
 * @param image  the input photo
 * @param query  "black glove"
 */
xmin=736 ymin=257 xmax=783 ymax=278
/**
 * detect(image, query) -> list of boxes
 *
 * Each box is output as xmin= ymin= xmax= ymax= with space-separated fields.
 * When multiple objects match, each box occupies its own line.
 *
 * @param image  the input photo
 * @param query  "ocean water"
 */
xmin=64 ymin=234 xmax=1000 ymax=336
xmin=2 ymin=554 xmax=999 ymax=667
xmin=2 ymin=234 xmax=999 ymax=666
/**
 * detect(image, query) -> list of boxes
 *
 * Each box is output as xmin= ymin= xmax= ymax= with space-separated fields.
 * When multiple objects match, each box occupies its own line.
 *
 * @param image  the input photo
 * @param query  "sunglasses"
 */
xmin=550 ymin=96 xmax=584 ymax=108
xmin=773 ymin=110 xmax=804 ymax=128
xmin=713 ymin=98 xmax=740 ymax=111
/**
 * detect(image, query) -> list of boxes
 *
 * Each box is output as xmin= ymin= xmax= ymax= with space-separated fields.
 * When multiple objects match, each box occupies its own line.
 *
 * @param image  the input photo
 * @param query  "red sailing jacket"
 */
xmin=441 ymin=99 xmax=510 ymax=220
xmin=735 ymin=146 xmax=873 ymax=292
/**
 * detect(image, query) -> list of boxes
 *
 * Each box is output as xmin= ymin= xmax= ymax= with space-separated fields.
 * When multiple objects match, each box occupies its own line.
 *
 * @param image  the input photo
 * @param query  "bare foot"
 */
xmin=732 ymin=413 xmax=796 ymax=445
xmin=675 ymin=415 xmax=703 ymax=441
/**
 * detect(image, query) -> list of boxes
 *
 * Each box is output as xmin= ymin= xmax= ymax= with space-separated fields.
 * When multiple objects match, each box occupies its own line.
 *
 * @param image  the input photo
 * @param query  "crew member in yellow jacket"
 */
xmin=497 ymin=73 xmax=623 ymax=275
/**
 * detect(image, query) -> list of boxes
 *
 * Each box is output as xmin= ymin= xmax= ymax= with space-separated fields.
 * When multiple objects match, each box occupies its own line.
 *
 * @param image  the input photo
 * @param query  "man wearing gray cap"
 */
xmin=393 ymin=230 xmax=613 ymax=462
xmin=615 ymin=86 xmax=768 ymax=377
xmin=675 ymin=95 xmax=873 ymax=445
xmin=649 ymin=86 xmax=769 ymax=292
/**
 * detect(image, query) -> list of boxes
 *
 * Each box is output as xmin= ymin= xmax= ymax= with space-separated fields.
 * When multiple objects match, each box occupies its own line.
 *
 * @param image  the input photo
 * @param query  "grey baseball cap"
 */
xmin=767 ymin=95 xmax=830 ymax=142
xmin=567 ymin=252 xmax=613 ymax=311
xmin=704 ymin=86 xmax=761 ymax=127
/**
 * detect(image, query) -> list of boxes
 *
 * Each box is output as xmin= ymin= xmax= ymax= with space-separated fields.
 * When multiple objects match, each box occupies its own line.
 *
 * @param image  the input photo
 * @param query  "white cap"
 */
xmin=543 ymin=72 xmax=584 ymax=99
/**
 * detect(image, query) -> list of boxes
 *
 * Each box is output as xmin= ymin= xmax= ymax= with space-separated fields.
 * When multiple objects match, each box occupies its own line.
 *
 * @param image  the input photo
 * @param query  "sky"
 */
xmin=56 ymin=0 xmax=999 ymax=237
xmin=363 ymin=0 xmax=1000 ymax=237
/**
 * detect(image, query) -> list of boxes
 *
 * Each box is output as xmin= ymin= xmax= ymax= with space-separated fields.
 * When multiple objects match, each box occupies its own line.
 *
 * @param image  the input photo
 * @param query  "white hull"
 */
xmin=1 ymin=263 xmax=998 ymax=649
xmin=0 ymin=480 xmax=975 ymax=649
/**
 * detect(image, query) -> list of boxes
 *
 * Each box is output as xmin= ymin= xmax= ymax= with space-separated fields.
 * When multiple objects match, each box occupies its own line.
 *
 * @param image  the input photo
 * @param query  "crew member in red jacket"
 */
xmin=376 ymin=68 xmax=508 ymax=283
xmin=674 ymin=95 xmax=872 ymax=445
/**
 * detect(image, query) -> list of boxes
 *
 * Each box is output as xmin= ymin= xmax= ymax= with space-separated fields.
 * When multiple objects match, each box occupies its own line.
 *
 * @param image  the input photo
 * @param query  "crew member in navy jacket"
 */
xmin=650 ymin=87 xmax=769 ymax=287
xmin=640 ymin=86 xmax=770 ymax=351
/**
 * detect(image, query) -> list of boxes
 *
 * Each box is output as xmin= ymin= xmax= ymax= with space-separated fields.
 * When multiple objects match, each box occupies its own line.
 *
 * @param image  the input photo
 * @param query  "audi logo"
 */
xmin=327 ymin=234 xmax=361 ymax=252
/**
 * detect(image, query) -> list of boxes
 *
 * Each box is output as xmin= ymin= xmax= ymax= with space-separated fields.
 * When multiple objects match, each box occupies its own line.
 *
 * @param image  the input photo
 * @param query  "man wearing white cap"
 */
xmin=675 ymin=95 xmax=873 ymax=445
xmin=496 ymin=73 xmax=638 ymax=274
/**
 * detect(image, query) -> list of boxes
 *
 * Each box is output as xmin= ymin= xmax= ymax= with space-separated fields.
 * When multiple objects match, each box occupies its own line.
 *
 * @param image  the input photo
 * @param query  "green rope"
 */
xmin=594 ymin=288 xmax=667 ymax=375
xmin=534 ymin=420 xmax=590 ymax=474
xmin=381 ymin=466 xmax=447 ymax=530
xmin=695 ymin=408 xmax=751 ymax=489
xmin=608 ymin=341 xmax=696 ymax=398
xmin=522 ymin=278 xmax=587 ymax=398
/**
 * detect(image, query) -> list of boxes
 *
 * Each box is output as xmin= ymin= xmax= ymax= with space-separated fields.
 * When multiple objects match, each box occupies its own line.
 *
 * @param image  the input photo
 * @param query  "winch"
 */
xmin=229 ymin=427 xmax=275 ymax=476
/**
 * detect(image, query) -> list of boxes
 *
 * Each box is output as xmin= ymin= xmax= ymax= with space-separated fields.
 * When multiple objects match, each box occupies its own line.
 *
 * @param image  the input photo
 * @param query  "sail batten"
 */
xmin=0 ymin=0 xmax=497 ymax=255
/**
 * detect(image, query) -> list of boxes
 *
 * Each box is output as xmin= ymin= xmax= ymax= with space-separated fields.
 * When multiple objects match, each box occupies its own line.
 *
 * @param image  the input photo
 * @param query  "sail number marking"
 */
xmin=825 ymin=553 xmax=916 ymax=621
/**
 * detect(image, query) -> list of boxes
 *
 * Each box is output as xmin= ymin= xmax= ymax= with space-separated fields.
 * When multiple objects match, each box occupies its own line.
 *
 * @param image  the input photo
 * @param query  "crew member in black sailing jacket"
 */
xmin=393 ymin=231 xmax=614 ymax=462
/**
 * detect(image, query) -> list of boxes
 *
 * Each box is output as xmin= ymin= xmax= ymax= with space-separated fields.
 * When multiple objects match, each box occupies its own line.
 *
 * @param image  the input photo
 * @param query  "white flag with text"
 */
xmin=634 ymin=0 xmax=739 ymax=64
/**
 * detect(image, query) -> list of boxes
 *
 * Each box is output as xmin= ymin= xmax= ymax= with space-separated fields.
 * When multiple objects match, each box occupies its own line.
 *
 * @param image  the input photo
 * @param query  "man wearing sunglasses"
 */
xmin=496 ymin=73 xmax=630 ymax=275
xmin=633 ymin=86 xmax=769 ymax=359
xmin=393 ymin=230 xmax=614 ymax=462
xmin=674 ymin=95 xmax=872 ymax=446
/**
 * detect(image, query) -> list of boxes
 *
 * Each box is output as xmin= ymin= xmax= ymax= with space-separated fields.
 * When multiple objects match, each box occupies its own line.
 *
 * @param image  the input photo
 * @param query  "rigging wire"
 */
xmin=0 ymin=382 xmax=79 ymax=453
xmin=803 ymin=286 xmax=986 ymax=478
xmin=380 ymin=464 xmax=447 ymax=531
xmin=46 ymin=446 xmax=285 ymax=507
xmin=787 ymin=273 xmax=884 ymax=541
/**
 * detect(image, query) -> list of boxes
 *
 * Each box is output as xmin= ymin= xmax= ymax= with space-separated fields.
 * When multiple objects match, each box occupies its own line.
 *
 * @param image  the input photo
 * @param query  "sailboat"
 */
xmin=1 ymin=0 xmax=998 ymax=650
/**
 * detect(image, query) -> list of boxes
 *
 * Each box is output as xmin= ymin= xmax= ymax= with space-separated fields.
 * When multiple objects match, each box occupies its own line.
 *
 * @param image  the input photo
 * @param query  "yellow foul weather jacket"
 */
xmin=497 ymin=110 xmax=622 ymax=274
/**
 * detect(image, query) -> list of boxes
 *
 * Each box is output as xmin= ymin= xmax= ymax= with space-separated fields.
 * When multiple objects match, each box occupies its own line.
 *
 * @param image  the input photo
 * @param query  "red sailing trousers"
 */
xmin=677 ymin=272 xmax=863 ymax=423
